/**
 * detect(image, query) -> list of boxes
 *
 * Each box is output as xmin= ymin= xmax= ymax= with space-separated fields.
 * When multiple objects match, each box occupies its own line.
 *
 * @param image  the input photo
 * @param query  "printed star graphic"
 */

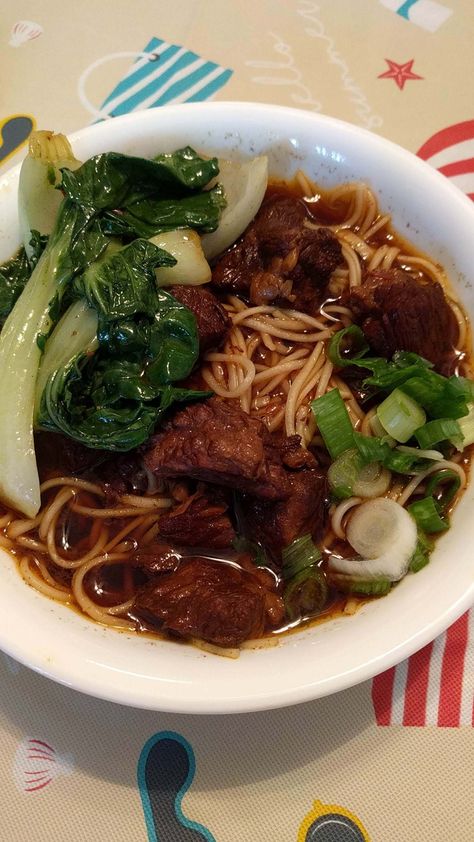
xmin=378 ymin=59 xmax=423 ymax=91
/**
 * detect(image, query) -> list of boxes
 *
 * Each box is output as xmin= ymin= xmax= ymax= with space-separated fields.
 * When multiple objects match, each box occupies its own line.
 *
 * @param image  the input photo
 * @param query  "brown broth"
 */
xmin=1 ymin=176 xmax=473 ymax=652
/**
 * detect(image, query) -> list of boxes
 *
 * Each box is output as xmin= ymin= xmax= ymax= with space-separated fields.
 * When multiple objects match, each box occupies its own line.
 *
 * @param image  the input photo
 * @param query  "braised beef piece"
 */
xmin=212 ymin=194 xmax=342 ymax=312
xmin=133 ymin=555 xmax=284 ymax=647
xmin=143 ymin=397 xmax=290 ymax=500
xmin=348 ymin=268 xmax=459 ymax=373
xmin=170 ymin=284 xmax=230 ymax=351
xmin=94 ymin=451 xmax=149 ymax=498
xmin=158 ymin=485 xmax=236 ymax=548
xmin=35 ymin=431 xmax=101 ymax=482
xmin=278 ymin=434 xmax=318 ymax=470
xmin=131 ymin=545 xmax=182 ymax=576
xmin=239 ymin=445 xmax=327 ymax=562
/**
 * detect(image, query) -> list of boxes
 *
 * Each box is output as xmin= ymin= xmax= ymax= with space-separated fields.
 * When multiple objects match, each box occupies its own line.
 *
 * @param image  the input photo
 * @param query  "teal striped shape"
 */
xmin=98 ymin=36 xmax=233 ymax=119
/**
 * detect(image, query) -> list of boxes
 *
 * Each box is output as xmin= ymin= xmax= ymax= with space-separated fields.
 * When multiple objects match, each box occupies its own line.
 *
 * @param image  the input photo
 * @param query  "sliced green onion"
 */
xmin=398 ymin=445 xmax=444 ymax=461
xmin=327 ymin=448 xmax=362 ymax=499
xmin=377 ymin=388 xmax=426 ymax=443
xmin=283 ymin=567 xmax=328 ymax=621
xmin=408 ymin=496 xmax=448 ymax=533
xmin=353 ymin=433 xmax=422 ymax=474
xmin=327 ymin=447 xmax=391 ymax=500
xmin=282 ymin=533 xmax=321 ymax=580
xmin=329 ymin=498 xmax=418 ymax=582
xmin=414 ymin=418 xmax=462 ymax=449
xmin=311 ymin=389 xmax=354 ymax=459
xmin=329 ymin=573 xmax=392 ymax=596
xmin=370 ymin=411 xmax=394 ymax=441
xmin=353 ymin=461 xmax=391 ymax=498
xmin=409 ymin=531 xmax=434 ymax=573
xmin=455 ymin=403 xmax=474 ymax=448
xmin=424 ymin=469 xmax=461 ymax=514
xmin=232 ymin=535 xmax=267 ymax=568
xmin=328 ymin=325 xmax=369 ymax=367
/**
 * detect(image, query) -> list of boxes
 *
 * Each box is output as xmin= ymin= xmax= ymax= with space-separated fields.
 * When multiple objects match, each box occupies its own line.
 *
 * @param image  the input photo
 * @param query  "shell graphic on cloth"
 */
xmin=9 ymin=21 xmax=43 ymax=48
xmin=13 ymin=738 xmax=74 ymax=793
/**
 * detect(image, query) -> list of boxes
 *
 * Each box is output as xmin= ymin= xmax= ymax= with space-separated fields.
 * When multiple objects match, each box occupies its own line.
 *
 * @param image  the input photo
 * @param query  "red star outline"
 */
xmin=378 ymin=58 xmax=423 ymax=91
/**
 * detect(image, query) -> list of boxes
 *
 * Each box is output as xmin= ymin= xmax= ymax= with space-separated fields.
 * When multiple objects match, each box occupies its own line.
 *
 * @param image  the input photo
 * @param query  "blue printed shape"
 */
xmin=0 ymin=115 xmax=33 ymax=164
xmin=137 ymin=731 xmax=216 ymax=842
xmin=99 ymin=37 xmax=232 ymax=119
xmin=396 ymin=0 xmax=420 ymax=17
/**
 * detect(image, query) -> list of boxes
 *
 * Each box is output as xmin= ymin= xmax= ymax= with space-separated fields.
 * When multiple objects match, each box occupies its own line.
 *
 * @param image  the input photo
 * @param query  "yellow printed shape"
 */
xmin=297 ymin=799 xmax=370 ymax=841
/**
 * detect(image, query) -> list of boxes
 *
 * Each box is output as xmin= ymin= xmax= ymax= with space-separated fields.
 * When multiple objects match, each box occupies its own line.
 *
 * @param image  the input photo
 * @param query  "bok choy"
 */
xmin=0 ymin=134 xmax=231 ymax=516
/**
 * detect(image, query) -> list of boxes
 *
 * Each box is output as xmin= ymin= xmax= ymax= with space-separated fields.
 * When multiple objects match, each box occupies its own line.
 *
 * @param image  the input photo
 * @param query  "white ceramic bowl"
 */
xmin=1 ymin=103 xmax=474 ymax=713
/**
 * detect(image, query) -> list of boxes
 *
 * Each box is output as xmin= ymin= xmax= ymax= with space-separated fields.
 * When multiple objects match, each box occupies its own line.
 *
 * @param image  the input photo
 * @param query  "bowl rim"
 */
xmin=1 ymin=101 xmax=474 ymax=714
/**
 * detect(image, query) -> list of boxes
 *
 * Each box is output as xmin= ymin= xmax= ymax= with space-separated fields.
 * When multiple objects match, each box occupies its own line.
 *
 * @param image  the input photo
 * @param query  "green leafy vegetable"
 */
xmin=60 ymin=147 xmax=220 ymax=211
xmin=38 ymin=350 xmax=208 ymax=451
xmin=114 ymin=184 xmax=226 ymax=239
xmin=73 ymin=239 xmax=176 ymax=320
xmin=0 ymin=137 xmax=226 ymax=515
xmin=328 ymin=327 xmax=474 ymax=423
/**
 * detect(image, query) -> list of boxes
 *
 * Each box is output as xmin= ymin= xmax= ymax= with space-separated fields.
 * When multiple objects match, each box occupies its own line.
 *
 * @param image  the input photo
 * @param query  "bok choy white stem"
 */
xmin=19 ymin=131 xmax=81 ymax=257
xmin=0 ymin=132 xmax=84 ymax=517
xmin=34 ymin=299 xmax=98 ymax=419
xmin=150 ymin=229 xmax=211 ymax=286
xmin=201 ymin=156 xmax=268 ymax=260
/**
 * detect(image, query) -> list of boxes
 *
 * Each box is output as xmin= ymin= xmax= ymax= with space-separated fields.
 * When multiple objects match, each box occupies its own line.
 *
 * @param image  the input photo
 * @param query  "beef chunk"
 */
xmin=252 ymin=195 xmax=306 ymax=257
xmin=348 ymin=269 xmax=459 ymax=372
xmin=35 ymin=431 xmax=101 ymax=482
xmin=212 ymin=194 xmax=342 ymax=312
xmin=240 ymin=447 xmax=327 ymax=562
xmin=92 ymin=451 xmax=149 ymax=498
xmin=134 ymin=556 xmax=285 ymax=647
xmin=278 ymin=434 xmax=318 ymax=470
xmin=212 ymin=228 xmax=262 ymax=296
xmin=143 ymin=397 xmax=290 ymax=500
xmin=158 ymin=486 xmax=236 ymax=549
xmin=170 ymin=284 xmax=230 ymax=351
xmin=131 ymin=545 xmax=182 ymax=576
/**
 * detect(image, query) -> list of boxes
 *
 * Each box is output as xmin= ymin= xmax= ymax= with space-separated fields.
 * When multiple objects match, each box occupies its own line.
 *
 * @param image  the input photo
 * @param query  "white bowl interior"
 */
xmin=0 ymin=103 xmax=473 ymax=713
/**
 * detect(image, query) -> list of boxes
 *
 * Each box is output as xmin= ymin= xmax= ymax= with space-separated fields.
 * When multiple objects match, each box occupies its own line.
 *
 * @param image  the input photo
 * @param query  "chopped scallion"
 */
xmin=414 ymin=417 xmax=462 ymax=450
xmin=455 ymin=403 xmax=474 ymax=448
xmin=377 ymin=388 xmax=426 ymax=443
xmin=329 ymin=573 xmax=392 ymax=596
xmin=424 ymin=469 xmax=461 ymax=514
xmin=282 ymin=533 xmax=321 ymax=580
xmin=409 ymin=530 xmax=434 ymax=573
xmin=327 ymin=448 xmax=362 ymax=499
xmin=283 ymin=567 xmax=328 ymax=621
xmin=328 ymin=325 xmax=369 ymax=367
xmin=408 ymin=496 xmax=449 ymax=533
xmin=311 ymin=389 xmax=354 ymax=459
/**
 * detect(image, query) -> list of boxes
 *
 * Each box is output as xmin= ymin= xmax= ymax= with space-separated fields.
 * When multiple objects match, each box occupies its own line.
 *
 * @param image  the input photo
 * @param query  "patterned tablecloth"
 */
xmin=2 ymin=2 xmax=474 ymax=839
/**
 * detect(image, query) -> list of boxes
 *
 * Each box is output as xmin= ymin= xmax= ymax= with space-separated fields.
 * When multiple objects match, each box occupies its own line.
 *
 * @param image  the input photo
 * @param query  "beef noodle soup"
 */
xmin=0 ymin=133 xmax=472 ymax=656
